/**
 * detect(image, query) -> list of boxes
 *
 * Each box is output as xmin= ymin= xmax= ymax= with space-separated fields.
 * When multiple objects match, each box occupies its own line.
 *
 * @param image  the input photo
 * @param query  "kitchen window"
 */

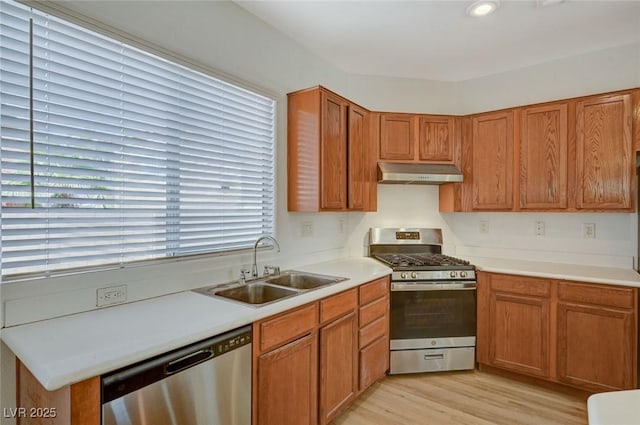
xmin=0 ymin=0 xmax=276 ymax=279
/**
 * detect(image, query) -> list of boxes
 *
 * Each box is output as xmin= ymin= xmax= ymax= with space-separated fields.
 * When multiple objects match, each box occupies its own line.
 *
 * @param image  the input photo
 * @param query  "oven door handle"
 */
xmin=391 ymin=282 xmax=476 ymax=291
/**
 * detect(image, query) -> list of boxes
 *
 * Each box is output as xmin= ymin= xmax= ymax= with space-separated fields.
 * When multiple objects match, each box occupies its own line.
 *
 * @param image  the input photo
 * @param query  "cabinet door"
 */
xmin=576 ymin=93 xmax=633 ymax=210
xmin=348 ymin=104 xmax=367 ymax=210
xmin=257 ymin=333 xmax=318 ymax=425
xmin=557 ymin=302 xmax=636 ymax=391
xmin=379 ymin=114 xmax=415 ymax=160
xmin=320 ymin=91 xmax=347 ymax=210
xmin=520 ymin=103 xmax=568 ymax=209
xmin=489 ymin=292 xmax=550 ymax=378
xmin=319 ymin=312 xmax=358 ymax=425
xmin=418 ymin=115 xmax=455 ymax=162
xmin=472 ymin=111 xmax=514 ymax=210
xmin=359 ymin=335 xmax=388 ymax=392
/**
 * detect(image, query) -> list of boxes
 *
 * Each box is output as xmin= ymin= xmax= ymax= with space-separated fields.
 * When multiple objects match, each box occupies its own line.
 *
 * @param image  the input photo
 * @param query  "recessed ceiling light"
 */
xmin=466 ymin=0 xmax=500 ymax=17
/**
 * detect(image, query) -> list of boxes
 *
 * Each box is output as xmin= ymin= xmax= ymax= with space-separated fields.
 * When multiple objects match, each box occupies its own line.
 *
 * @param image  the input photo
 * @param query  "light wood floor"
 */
xmin=334 ymin=371 xmax=589 ymax=425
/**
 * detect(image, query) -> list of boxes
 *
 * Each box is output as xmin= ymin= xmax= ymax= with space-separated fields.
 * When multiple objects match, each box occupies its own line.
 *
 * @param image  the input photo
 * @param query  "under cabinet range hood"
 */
xmin=377 ymin=162 xmax=464 ymax=185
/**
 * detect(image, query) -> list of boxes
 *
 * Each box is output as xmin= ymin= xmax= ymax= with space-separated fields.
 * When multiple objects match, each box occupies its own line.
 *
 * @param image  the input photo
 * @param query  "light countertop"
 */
xmin=464 ymin=256 xmax=640 ymax=288
xmin=588 ymin=390 xmax=640 ymax=425
xmin=0 ymin=257 xmax=391 ymax=391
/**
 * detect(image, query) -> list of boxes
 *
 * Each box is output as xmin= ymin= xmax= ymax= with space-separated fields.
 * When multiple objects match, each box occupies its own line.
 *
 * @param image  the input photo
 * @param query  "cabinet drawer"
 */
xmin=259 ymin=303 xmax=318 ymax=352
xmin=558 ymin=281 xmax=636 ymax=309
xmin=359 ymin=316 xmax=387 ymax=349
xmin=359 ymin=277 xmax=389 ymax=305
xmin=490 ymin=274 xmax=550 ymax=297
xmin=359 ymin=296 xmax=388 ymax=327
xmin=320 ymin=288 xmax=357 ymax=324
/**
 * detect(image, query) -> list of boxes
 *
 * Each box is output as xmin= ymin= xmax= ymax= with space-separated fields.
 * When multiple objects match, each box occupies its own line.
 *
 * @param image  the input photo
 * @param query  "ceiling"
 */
xmin=235 ymin=0 xmax=640 ymax=82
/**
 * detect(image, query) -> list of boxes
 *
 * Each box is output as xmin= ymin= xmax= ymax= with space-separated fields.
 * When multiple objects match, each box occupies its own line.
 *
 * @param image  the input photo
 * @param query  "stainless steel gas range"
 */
xmin=369 ymin=227 xmax=477 ymax=374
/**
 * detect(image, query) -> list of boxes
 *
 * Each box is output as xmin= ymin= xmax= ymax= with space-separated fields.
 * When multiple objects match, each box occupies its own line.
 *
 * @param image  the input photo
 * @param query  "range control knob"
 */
xmin=400 ymin=272 xmax=408 ymax=279
xmin=460 ymin=271 xmax=467 ymax=278
xmin=411 ymin=272 xmax=418 ymax=279
xmin=450 ymin=271 xmax=457 ymax=278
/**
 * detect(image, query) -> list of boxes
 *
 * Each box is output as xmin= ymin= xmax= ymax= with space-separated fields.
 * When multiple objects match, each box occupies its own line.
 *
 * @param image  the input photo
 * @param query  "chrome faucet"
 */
xmin=252 ymin=235 xmax=280 ymax=277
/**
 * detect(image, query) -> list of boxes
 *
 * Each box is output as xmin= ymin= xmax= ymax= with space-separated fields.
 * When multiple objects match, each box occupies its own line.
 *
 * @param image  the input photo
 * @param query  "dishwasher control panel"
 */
xmin=215 ymin=331 xmax=252 ymax=356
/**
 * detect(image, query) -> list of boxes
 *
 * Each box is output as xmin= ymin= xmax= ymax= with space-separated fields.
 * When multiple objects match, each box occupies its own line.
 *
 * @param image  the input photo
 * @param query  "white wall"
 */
xmin=454 ymin=42 xmax=640 ymax=114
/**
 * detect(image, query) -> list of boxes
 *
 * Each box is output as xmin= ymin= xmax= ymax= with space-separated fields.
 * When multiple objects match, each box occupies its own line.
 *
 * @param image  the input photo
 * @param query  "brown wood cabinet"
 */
xmin=379 ymin=113 xmax=456 ymax=163
xmin=440 ymin=88 xmax=638 ymax=213
xmin=318 ymin=288 xmax=358 ymax=425
xmin=482 ymin=273 xmax=551 ymax=378
xmin=288 ymin=86 xmax=374 ymax=212
xmin=477 ymin=271 xmax=638 ymax=393
xmin=519 ymin=103 xmax=568 ymax=209
xmin=576 ymin=93 xmax=634 ymax=210
xmin=557 ymin=281 xmax=637 ymax=392
xmin=319 ymin=312 xmax=358 ymax=424
xmin=379 ymin=113 xmax=416 ymax=161
xmin=252 ymin=277 xmax=389 ymax=425
xmin=471 ymin=110 xmax=515 ymax=210
xmin=16 ymin=361 xmax=100 ymax=425
xmin=256 ymin=333 xmax=319 ymax=425
xmin=357 ymin=276 xmax=390 ymax=393
xmin=253 ymin=304 xmax=319 ymax=425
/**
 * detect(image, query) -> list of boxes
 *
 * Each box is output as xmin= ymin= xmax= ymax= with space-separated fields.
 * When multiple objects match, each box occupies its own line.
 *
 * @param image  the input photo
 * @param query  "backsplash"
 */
xmin=442 ymin=211 xmax=636 ymax=268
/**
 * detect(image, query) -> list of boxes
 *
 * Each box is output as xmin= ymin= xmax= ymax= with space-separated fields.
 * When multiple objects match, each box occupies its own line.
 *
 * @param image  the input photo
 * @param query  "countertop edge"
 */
xmin=465 ymin=256 xmax=640 ymax=288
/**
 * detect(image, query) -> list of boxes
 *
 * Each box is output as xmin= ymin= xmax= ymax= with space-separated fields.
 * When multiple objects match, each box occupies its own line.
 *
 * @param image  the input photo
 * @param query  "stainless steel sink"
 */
xmin=196 ymin=282 xmax=299 ymax=307
xmin=265 ymin=271 xmax=347 ymax=290
xmin=193 ymin=270 xmax=347 ymax=307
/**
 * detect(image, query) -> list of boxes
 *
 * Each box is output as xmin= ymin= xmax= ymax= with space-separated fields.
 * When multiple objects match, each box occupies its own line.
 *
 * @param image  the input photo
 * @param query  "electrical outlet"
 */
xmin=301 ymin=221 xmax=314 ymax=237
xmin=583 ymin=223 xmax=596 ymax=239
xmin=535 ymin=220 xmax=545 ymax=236
xmin=479 ymin=220 xmax=489 ymax=234
xmin=338 ymin=218 xmax=345 ymax=234
xmin=97 ymin=284 xmax=127 ymax=307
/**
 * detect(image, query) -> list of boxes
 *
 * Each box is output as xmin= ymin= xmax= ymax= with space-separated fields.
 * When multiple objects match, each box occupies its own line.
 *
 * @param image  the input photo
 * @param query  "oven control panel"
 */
xmin=393 ymin=270 xmax=476 ymax=281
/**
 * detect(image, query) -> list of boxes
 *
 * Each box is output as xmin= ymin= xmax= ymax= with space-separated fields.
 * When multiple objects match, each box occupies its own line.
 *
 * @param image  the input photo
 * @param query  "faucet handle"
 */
xmin=239 ymin=268 xmax=251 ymax=284
xmin=263 ymin=265 xmax=280 ymax=277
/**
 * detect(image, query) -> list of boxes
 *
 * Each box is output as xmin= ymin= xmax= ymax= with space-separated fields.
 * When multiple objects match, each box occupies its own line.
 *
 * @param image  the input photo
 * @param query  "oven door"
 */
xmin=390 ymin=281 xmax=476 ymax=350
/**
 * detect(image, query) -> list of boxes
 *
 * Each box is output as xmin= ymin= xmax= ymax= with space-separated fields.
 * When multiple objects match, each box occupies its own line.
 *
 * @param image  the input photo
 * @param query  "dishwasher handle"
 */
xmin=165 ymin=349 xmax=214 ymax=375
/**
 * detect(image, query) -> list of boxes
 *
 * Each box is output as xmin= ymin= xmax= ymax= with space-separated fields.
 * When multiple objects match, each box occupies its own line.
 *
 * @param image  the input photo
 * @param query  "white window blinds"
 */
xmin=0 ymin=0 xmax=276 ymax=279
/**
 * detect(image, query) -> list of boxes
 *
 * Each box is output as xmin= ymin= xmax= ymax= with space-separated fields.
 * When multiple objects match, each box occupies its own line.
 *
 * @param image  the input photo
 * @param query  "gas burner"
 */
xmin=373 ymin=253 xmax=471 ymax=270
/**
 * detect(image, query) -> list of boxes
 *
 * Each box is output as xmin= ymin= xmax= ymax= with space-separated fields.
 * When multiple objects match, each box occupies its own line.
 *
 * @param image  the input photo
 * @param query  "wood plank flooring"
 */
xmin=333 ymin=371 xmax=589 ymax=425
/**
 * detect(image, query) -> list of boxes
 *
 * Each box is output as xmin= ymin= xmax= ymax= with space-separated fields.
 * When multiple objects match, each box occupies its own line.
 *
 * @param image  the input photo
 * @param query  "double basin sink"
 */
xmin=194 ymin=271 xmax=348 ymax=307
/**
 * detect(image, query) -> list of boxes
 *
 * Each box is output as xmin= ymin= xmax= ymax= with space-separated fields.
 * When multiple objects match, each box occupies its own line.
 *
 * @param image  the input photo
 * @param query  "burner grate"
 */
xmin=373 ymin=253 xmax=470 ymax=268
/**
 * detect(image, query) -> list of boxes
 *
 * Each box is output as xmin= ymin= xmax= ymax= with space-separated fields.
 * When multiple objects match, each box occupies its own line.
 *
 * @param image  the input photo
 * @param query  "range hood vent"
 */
xmin=377 ymin=162 xmax=464 ymax=185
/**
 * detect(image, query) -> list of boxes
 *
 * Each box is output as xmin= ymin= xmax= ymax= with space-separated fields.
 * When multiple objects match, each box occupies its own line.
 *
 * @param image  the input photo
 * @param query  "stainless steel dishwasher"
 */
xmin=102 ymin=325 xmax=251 ymax=425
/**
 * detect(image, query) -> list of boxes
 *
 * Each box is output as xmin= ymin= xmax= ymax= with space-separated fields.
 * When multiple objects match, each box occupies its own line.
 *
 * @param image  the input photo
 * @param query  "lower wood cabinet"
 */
xmin=478 ymin=271 xmax=638 ymax=392
xmin=557 ymin=281 xmax=637 ymax=391
xmin=253 ymin=276 xmax=390 ymax=425
xmin=256 ymin=332 xmax=319 ymax=425
xmin=319 ymin=311 xmax=358 ymax=424
xmin=357 ymin=277 xmax=390 ymax=393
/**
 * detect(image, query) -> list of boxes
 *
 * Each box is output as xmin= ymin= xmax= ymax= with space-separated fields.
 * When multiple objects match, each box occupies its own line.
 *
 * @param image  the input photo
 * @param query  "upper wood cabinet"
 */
xmin=441 ymin=88 xmax=638 ymax=213
xmin=379 ymin=113 xmax=416 ymax=160
xmin=348 ymin=104 xmax=367 ymax=210
xmin=519 ymin=103 xmax=568 ymax=210
xmin=418 ymin=115 xmax=455 ymax=162
xmin=379 ymin=113 xmax=456 ymax=163
xmin=471 ymin=110 xmax=515 ymax=210
xmin=576 ymin=93 xmax=633 ymax=210
xmin=320 ymin=91 xmax=348 ymax=210
xmin=288 ymin=86 xmax=375 ymax=212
